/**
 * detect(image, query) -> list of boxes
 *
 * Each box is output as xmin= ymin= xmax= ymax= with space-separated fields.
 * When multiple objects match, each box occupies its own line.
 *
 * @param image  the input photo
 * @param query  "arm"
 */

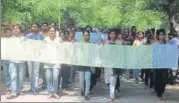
xmin=132 ymin=40 xmax=136 ymax=46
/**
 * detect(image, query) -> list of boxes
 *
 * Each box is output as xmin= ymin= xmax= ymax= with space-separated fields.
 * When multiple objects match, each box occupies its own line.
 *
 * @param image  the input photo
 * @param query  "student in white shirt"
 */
xmin=2 ymin=28 xmax=12 ymax=92
xmin=44 ymin=27 xmax=61 ymax=99
xmin=6 ymin=25 xmax=25 ymax=99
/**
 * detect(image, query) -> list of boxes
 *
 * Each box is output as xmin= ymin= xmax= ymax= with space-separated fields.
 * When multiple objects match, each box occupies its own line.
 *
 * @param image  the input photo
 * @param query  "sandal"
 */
xmin=53 ymin=93 xmax=60 ymax=99
xmin=6 ymin=94 xmax=17 ymax=99
xmin=108 ymin=98 xmax=114 ymax=102
xmin=47 ymin=93 xmax=53 ymax=99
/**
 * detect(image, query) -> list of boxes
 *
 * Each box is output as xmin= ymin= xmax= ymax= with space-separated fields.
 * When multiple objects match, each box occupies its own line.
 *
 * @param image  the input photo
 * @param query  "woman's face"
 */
xmin=83 ymin=32 xmax=90 ymax=41
xmin=158 ymin=32 xmax=165 ymax=41
xmin=138 ymin=32 xmax=143 ymax=39
xmin=109 ymin=31 xmax=116 ymax=40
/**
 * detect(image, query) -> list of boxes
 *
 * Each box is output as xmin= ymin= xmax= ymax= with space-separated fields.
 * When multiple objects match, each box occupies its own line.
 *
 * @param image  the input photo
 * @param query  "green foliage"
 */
xmin=2 ymin=0 xmax=166 ymax=29
xmin=148 ymin=0 xmax=179 ymax=31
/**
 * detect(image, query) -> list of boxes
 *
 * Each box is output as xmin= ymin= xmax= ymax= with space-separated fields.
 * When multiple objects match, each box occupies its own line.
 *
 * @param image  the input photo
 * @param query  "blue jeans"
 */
xmin=2 ymin=60 xmax=11 ymax=86
xmin=9 ymin=62 xmax=25 ymax=95
xmin=27 ymin=61 xmax=40 ymax=92
xmin=79 ymin=67 xmax=91 ymax=94
xmin=109 ymin=75 xmax=117 ymax=99
xmin=135 ymin=69 xmax=140 ymax=77
xmin=46 ymin=68 xmax=60 ymax=93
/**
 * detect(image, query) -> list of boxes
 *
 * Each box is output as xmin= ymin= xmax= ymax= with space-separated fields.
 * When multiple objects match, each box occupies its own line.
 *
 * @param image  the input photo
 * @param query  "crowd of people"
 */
xmin=1 ymin=22 xmax=179 ymax=102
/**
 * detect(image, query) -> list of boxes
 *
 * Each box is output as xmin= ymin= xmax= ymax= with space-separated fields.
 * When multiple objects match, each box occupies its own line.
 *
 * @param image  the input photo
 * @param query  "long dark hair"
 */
xmin=108 ymin=29 xmax=117 ymax=40
xmin=83 ymin=30 xmax=90 ymax=35
xmin=82 ymin=30 xmax=90 ymax=41
xmin=156 ymin=29 xmax=167 ymax=43
xmin=146 ymin=35 xmax=153 ymax=45
xmin=85 ymin=26 xmax=92 ymax=32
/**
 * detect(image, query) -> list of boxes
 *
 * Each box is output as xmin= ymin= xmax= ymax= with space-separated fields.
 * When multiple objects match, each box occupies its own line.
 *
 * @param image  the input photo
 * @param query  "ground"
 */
xmin=1 ymin=72 xmax=179 ymax=103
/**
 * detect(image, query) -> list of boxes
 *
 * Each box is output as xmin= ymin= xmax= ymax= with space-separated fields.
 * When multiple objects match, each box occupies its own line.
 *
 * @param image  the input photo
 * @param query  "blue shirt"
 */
xmin=169 ymin=38 xmax=179 ymax=45
xmin=169 ymin=38 xmax=179 ymax=57
xmin=26 ymin=33 xmax=44 ymax=40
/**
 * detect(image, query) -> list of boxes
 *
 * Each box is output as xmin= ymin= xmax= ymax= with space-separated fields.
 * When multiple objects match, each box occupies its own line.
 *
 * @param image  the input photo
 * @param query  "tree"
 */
xmin=2 ymin=0 xmax=165 ymax=29
xmin=148 ymin=0 xmax=179 ymax=32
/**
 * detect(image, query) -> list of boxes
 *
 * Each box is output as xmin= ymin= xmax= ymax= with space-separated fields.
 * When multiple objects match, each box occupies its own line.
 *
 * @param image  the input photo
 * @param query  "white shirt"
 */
xmin=10 ymin=35 xmax=25 ymax=63
xmin=43 ymin=36 xmax=61 ymax=68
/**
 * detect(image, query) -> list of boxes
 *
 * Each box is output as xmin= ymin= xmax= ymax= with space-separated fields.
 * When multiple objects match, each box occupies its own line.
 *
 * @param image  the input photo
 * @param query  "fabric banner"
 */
xmin=1 ymin=38 xmax=178 ymax=69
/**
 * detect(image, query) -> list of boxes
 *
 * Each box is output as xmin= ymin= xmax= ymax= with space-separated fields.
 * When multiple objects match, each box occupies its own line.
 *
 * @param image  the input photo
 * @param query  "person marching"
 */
xmin=26 ymin=23 xmax=45 ymax=94
xmin=132 ymin=31 xmax=146 ymax=84
xmin=104 ymin=29 xmax=122 ymax=102
xmin=154 ymin=29 xmax=169 ymax=100
xmin=78 ymin=30 xmax=92 ymax=100
xmin=144 ymin=34 xmax=154 ymax=89
xmin=44 ymin=27 xmax=61 ymax=99
xmin=6 ymin=25 xmax=26 ymax=99
xmin=2 ymin=28 xmax=12 ymax=92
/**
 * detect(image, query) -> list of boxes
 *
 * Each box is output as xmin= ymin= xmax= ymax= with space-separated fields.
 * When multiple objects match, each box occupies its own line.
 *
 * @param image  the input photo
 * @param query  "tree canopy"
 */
xmin=1 ymin=0 xmax=168 ymax=29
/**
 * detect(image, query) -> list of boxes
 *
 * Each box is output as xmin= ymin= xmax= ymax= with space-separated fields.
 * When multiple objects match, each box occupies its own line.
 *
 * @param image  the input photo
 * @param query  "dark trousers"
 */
xmin=115 ymin=74 xmax=120 ymax=90
xmin=155 ymin=81 xmax=166 ymax=97
xmin=144 ymin=69 xmax=150 ymax=86
xmin=95 ymin=67 xmax=102 ymax=79
xmin=60 ymin=64 xmax=70 ymax=89
xmin=149 ymin=71 xmax=154 ymax=89
xmin=154 ymin=69 xmax=168 ymax=97
xmin=141 ymin=69 xmax=145 ymax=80
xmin=144 ymin=69 xmax=154 ymax=88
xmin=90 ymin=73 xmax=97 ymax=92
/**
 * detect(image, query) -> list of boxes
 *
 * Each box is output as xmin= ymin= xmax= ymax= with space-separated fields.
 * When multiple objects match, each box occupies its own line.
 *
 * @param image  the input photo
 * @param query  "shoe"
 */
xmin=6 ymin=94 xmax=17 ymax=99
xmin=84 ymin=95 xmax=89 ymax=100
